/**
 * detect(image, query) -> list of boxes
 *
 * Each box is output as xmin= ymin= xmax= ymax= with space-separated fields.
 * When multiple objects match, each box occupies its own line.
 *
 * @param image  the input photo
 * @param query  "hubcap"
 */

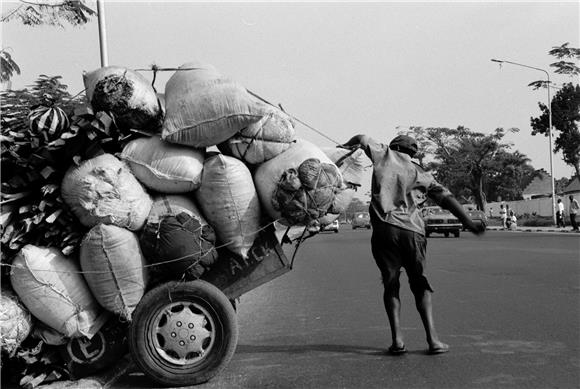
xmin=152 ymin=301 xmax=215 ymax=365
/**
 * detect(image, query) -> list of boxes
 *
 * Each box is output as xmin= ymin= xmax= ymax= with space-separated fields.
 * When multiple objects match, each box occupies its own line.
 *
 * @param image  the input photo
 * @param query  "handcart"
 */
xmin=128 ymin=223 xmax=309 ymax=387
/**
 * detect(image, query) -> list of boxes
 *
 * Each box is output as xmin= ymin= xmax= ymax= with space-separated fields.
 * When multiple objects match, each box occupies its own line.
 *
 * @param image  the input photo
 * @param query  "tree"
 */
xmin=530 ymin=83 xmax=580 ymax=178
xmin=412 ymin=126 xmax=534 ymax=211
xmin=529 ymin=43 xmax=580 ymax=178
xmin=0 ymin=0 xmax=96 ymax=83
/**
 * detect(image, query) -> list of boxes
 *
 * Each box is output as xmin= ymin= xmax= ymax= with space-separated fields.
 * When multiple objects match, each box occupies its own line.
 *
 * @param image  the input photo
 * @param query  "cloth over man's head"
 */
xmin=389 ymin=135 xmax=418 ymax=157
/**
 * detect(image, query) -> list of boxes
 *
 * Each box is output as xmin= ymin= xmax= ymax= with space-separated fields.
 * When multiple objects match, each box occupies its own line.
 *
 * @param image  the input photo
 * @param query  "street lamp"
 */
xmin=491 ymin=58 xmax=556 ymax=225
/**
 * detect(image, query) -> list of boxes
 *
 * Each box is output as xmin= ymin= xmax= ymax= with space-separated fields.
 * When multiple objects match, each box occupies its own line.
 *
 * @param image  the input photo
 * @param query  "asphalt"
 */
xmin=34 ymin=225 xmax=578 ymax=389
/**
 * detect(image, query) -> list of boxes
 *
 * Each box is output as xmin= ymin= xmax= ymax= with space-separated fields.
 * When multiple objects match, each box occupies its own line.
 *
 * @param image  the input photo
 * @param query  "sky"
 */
xmin=2 ymin=0 xmax=579 ymax=197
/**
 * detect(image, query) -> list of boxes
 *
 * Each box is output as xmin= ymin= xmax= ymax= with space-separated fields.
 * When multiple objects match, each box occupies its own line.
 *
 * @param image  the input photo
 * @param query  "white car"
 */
xmin=321 ymin=219 xmax=340 ymax=233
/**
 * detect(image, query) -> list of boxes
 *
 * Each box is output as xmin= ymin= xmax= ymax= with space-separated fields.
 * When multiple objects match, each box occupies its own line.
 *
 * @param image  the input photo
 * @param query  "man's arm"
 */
xmin=439 ymin=195 xmax=485 ymax=235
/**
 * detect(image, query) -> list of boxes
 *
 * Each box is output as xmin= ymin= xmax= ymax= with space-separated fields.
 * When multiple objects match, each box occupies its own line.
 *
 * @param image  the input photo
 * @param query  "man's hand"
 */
xmin=468 ymin=223 xmax=486 ymax=236
xmin=338 ymin=134 xmax=367 ymax=150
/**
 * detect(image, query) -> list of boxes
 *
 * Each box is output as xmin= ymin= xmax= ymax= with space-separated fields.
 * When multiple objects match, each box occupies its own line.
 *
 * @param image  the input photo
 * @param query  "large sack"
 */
xmin=195 ymin=154 xmax=261 ymax=258
xmin=254 ymin=139 xmax=344 ymax=226
xmin=218 ymin=104 xmax=295 ymax=164
xmin=120 ymin=136 xmax=205 ymax=193
xmin=10 ymin=245 xmax=107 ymax=339
xmin=140 ymin=195 xmax=218 ymax=280
xmin=161 ymin=61 xmax=262 ymax=148
xmin=318 ymin=148 xmax=369 ymax=226
xmin=80 ymin=224 xmax=148 ymax=321
xmin=0 ymin=289 xmax=33 ymax=356
xmin=61 ymin=153 xmax=152 ymax=231
xmin=83 ymin=66 xmax=163 ymax=134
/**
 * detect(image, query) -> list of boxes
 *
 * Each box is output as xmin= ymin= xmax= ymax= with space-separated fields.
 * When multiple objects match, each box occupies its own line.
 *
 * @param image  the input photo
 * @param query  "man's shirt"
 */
xmin=364 ymin=140 xmax=451 ymax=235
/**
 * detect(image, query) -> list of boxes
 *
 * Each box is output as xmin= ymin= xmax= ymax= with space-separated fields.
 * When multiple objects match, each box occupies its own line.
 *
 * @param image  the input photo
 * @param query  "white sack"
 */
xmin=0 ymin=289 xmax=33 ymax=356
xmin=10 ymin=245 xmax=107 ymax=339
xmin=61 ymin=153 xmax=152 ymax=231
xmin=162 ymin=61 xmax=262 ymax=147
xmin=218 ymin=104 xmax=295 ymax=164
xmin=120 ymin=136 xmax=205 ymax=193
xmin=195 ymin=154 xmax=261 ymax=258
xmin=80 ymin=224 xmax=148 ymax=321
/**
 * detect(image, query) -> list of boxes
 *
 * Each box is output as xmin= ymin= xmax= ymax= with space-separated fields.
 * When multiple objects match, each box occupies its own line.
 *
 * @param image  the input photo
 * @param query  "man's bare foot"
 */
xmin=427 ymin=341 xmax=449 ymax=355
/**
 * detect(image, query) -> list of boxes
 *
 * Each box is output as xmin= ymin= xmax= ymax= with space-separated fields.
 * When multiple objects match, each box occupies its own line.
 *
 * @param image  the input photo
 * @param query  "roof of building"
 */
xmin=563 ymin=176 xmax=580 ymax=194
xmin=522 ymin=169 xmax=552 ymax=196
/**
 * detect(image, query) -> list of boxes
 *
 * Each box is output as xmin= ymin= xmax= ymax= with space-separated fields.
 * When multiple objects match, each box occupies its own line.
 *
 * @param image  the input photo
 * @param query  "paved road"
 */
xmin=115 ymin=229 xmax=580 ymax=389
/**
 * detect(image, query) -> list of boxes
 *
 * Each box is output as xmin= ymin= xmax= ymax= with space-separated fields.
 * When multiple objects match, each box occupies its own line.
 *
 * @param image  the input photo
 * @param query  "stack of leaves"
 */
xmin=1 ymin=337 xmax=68 ymax=389
xmin=0 ymin=76 xmax=124 ymax=282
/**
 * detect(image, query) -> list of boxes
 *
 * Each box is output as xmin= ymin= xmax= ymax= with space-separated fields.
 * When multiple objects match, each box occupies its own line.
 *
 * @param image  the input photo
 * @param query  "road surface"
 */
xmin=115 ymin=229 xmax=580 ymax=389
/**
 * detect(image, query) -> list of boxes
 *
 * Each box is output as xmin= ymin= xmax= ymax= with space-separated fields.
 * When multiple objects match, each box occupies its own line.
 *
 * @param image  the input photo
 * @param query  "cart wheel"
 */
xmin=129 ymin=280 xmax=238 ymax=387
xmin=454 ymin=230 xmax=460 ymax=238
xmin=444 ymin=232 xmax=450 ymax=238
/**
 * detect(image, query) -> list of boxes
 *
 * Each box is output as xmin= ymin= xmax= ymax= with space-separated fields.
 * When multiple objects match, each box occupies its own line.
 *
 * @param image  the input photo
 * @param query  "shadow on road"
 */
xmin=236 ymin=343 xmax=404 ymax=356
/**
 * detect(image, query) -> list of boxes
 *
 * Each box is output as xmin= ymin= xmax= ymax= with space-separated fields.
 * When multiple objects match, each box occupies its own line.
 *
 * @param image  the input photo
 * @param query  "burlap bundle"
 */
xmin=83 ymin=66 xmax=163 ymax=134
xmin=218 ymin=104 xmax=295 ymax=164
xmin=254 ymin=139 xmax=344 ymax=226
xmin=140 ymin=195 xmax=218 ymax=280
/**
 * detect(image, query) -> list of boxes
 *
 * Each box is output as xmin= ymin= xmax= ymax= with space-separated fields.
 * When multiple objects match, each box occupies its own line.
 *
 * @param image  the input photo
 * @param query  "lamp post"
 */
xmin=491 ymin=58 xmax=556 ymax=225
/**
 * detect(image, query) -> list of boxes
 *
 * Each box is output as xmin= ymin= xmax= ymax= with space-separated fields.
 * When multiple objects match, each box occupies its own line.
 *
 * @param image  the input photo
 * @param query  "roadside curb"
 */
xmin=487 ymin=227 xmax=580 ymax=234
xmin=38 ymin=354 xmax=134 ymax=389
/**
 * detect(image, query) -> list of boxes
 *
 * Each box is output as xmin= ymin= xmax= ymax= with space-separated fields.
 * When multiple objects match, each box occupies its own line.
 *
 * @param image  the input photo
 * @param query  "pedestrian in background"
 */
xmin=509 ymin=210 xmax=517 ymax=230
xmin=556 ymin=198 xmax=566 ymax=228
xmin=499 ymin=204 xmax=507 ymax=229
xmin=340 ymin=134 xmax=485 ymax=356
xmin=569 ymin=195 xmax=579 ymax=232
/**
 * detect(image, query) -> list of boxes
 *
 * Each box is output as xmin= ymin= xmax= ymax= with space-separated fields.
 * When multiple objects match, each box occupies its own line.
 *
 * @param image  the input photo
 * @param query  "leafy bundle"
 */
xmin=0 ymin=76 xmax=122 ymax=279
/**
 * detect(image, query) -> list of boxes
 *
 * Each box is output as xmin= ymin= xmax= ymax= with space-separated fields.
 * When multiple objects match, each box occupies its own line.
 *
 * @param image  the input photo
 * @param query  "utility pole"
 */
xmin=97 ymin=0 xmax=108 ymax=67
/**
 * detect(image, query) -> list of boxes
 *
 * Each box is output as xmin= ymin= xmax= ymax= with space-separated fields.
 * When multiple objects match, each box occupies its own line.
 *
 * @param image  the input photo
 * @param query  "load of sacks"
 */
xmin=3 ymin=61 xmax=367 ymax=361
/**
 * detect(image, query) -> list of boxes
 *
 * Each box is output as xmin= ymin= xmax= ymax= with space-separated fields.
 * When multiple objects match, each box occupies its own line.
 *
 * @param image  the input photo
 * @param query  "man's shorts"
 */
xmin=370 ymin=219 xmax=434 ymax=293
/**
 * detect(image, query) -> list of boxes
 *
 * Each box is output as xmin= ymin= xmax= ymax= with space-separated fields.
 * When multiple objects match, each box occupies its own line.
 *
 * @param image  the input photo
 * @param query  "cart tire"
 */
xmin=454 ymin=230 xmax=460 ymax=238
xmin=129 ymin=280 xmax=238 ymax=387
xmin=444 ymin=232 xmax=450 ymax=238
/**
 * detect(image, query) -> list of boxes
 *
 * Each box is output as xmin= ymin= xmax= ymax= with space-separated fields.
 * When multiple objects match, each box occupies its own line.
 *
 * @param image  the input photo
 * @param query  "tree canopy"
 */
xmin=407 ymin=126 xmax=537 ymax=210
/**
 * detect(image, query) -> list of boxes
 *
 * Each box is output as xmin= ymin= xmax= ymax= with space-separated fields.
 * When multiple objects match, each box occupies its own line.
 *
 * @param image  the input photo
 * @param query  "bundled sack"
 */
xmin=10 ymin=245 xmax=107 ymax=339
xmin=83 ymin=66 xmax=163 ymax=134
xmin=61 ymin=153 xmax=152 ymax=231
xmin=318 ymin=147 xmax=369 ymax=226
xmin=162 ymin=61 xmax=262 ymax=148
xmin=218 ymin=104 xmax=296 ymax=164
xmin=140 ymin=195 xmax=218 ymax=280
xmin=80 ymin=224 xmax=148 ymax=321
xmin=0 ymin=289 xmax=33 ymax=357
xmin=195 ymin=154 xmax=261 ymax=259
xmin=254 ymin=139 xmax=344 ymax=226
xmin=120 ymin=136 xmax=205 ymax=193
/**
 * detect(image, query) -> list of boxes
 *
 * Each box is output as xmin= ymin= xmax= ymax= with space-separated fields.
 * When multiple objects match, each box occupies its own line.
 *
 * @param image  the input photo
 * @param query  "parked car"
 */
xmin=321 ymin=219 xmax=340 ymax=233
xmin=421 ymin=206 xmax=461 ymax=238
xmin=352 ymin=212 xmax=371 ymax=230
xmin=462 ymin=205 xmax=487 ymax=231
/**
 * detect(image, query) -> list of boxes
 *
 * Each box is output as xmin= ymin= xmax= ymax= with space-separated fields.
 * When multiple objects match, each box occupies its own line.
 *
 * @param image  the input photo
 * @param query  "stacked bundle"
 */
xmin=2 ymin=61 xmax=356 ymax=387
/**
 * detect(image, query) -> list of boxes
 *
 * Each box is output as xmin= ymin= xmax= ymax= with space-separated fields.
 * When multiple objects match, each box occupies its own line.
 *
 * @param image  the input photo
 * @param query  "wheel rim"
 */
xmin=151 ymin=301 xmax=216 ymax=366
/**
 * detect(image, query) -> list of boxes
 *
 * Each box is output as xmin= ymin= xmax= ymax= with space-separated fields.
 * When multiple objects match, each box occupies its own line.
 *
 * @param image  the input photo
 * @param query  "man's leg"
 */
xmin=413 ymin=289 xmax=448 ymax=352
xmin=383 ymin=277 xmax=404 ymax=350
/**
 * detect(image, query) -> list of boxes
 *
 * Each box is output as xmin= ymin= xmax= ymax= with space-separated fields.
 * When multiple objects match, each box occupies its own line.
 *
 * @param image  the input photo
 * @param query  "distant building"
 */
xmin=522 ymin=169 xmax=553 ymax=200
xmin=563 ymin=176 xmax=580 ymax=196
